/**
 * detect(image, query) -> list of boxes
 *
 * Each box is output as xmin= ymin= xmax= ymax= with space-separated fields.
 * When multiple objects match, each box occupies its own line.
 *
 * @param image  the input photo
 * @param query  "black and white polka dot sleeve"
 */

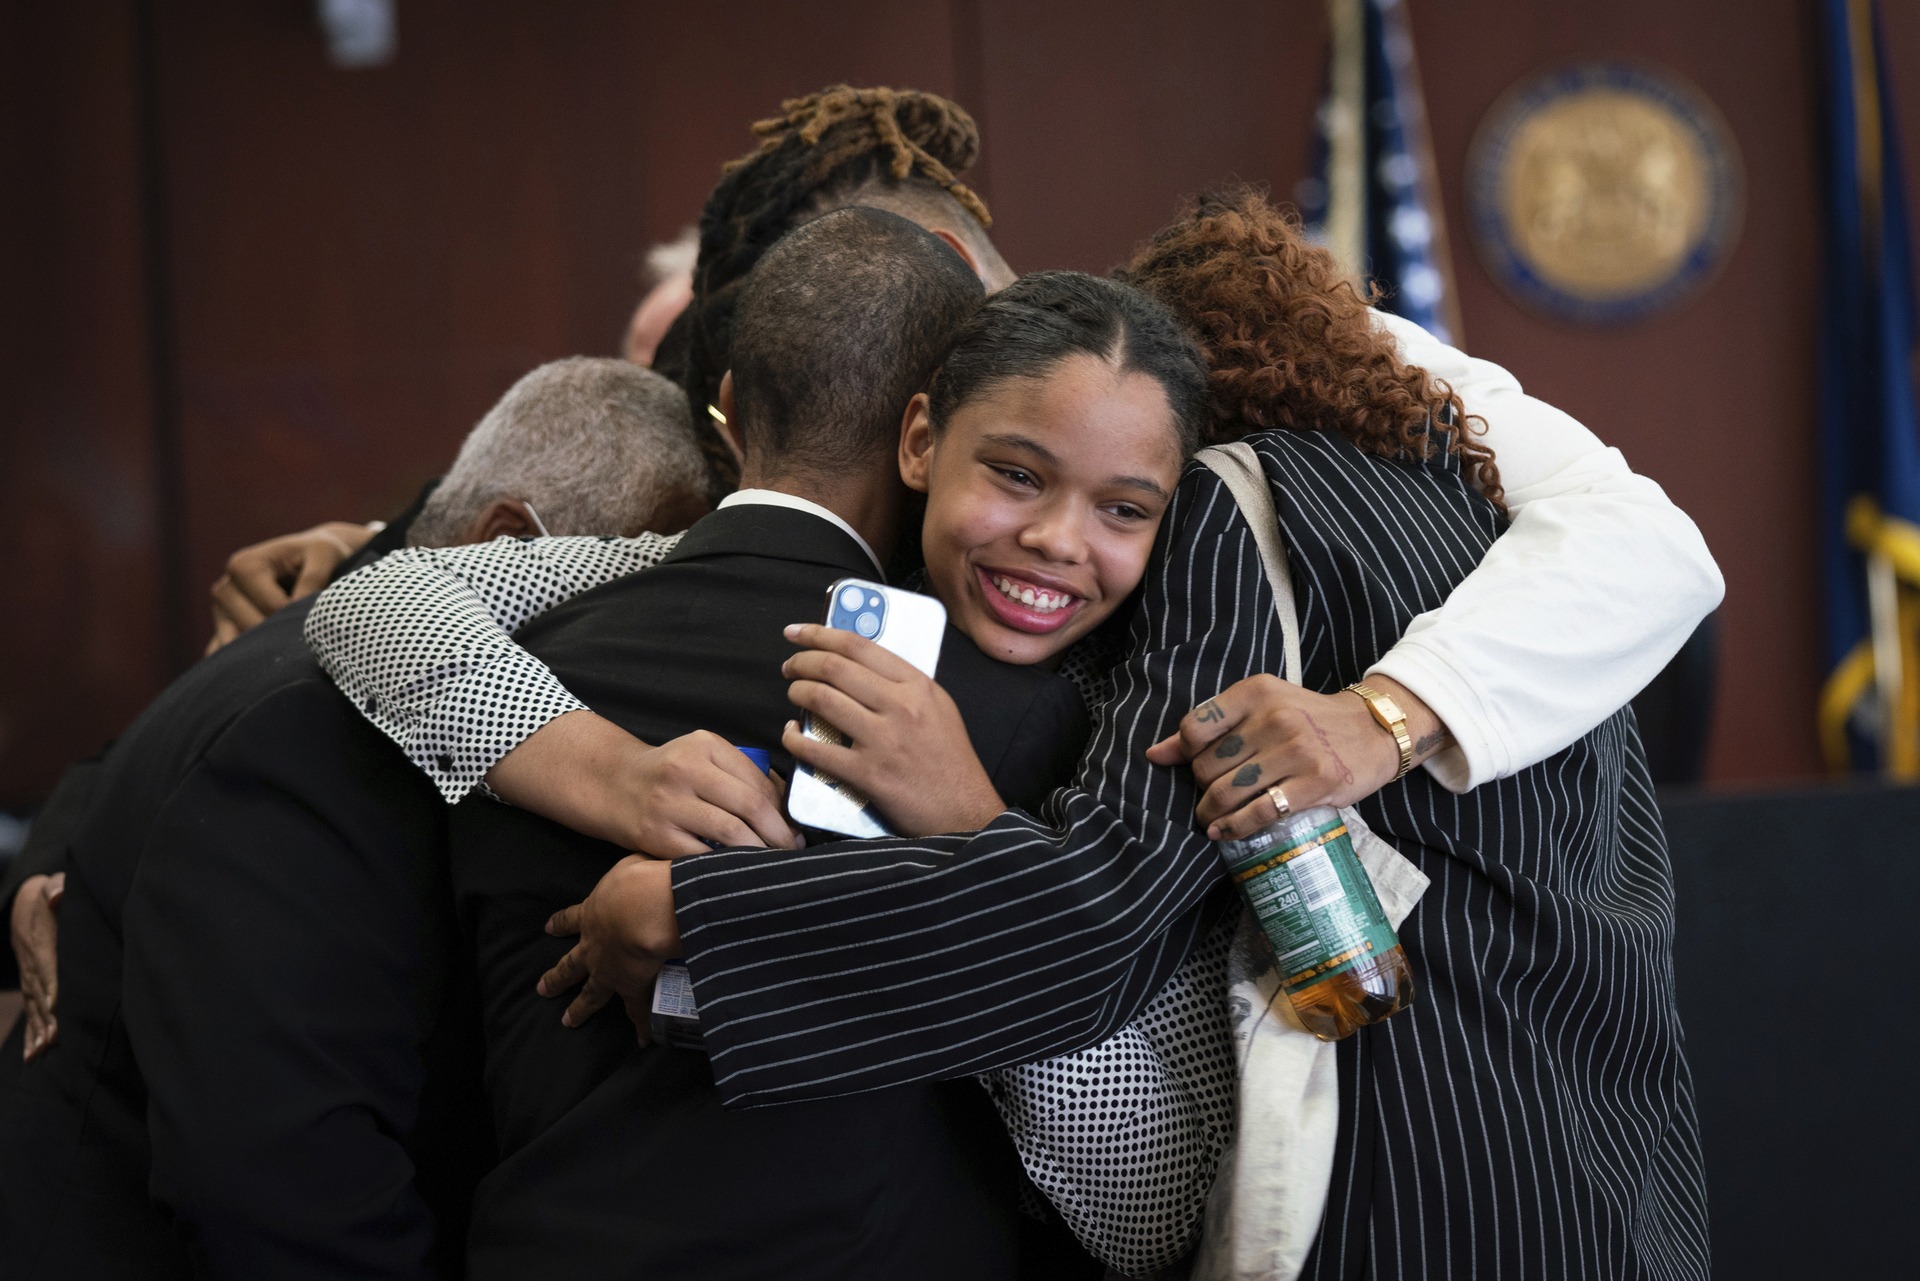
xmin=980 ymin=915 xmax=1237 ymax=1276
xmin=303 ymin=532 xmax=682 ymax=801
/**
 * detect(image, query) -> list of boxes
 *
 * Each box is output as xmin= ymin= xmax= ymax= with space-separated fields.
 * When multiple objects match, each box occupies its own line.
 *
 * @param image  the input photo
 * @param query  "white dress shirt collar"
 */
xmin=716 ymin=489 xmax=884 ymax=576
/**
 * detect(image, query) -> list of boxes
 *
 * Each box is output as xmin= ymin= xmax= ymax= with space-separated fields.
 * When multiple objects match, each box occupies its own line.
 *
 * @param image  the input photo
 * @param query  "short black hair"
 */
xmin=928 ymin=271 xmax=1209 ymax=460
xmin=730 ymin=206 xmax=984 ymax=479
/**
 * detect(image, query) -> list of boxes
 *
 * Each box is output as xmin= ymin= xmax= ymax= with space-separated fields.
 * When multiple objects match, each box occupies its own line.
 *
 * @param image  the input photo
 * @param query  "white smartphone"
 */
xmin=786 ymin=577 xmax=947 ymax=839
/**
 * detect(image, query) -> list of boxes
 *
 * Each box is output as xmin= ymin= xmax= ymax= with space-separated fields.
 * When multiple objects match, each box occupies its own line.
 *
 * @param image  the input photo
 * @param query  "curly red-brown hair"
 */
xmin=1118 ymin=188 xmax=1504 ymax=510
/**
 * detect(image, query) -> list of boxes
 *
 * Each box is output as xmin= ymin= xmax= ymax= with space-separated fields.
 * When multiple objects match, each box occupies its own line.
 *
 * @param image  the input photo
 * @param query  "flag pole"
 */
xmin=1390 ymin=0 xmax=1464 ymax=345
xmin=1325 ymin=0 xmax=1366 ymax=286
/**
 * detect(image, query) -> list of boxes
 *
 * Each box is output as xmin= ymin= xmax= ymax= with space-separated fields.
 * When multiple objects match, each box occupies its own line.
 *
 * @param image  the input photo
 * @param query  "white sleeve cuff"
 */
xmin=1367 ymin=642 xmax=1511 ymax=794
xmin=404 ymin=645 xmax=589 ymax=802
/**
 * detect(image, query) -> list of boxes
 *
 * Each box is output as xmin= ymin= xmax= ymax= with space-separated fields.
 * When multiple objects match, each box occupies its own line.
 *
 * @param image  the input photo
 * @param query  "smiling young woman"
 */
xmin=899 ymin=352 xmax=1183 ymax=668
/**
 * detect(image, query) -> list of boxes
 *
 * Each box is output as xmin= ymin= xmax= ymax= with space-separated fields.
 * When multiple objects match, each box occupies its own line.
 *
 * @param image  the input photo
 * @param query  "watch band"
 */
xmin=1345 ymin=681 xmax=1414 ymax=781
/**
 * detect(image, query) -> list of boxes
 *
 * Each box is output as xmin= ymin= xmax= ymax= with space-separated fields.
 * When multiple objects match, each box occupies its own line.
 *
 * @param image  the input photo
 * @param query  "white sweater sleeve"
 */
xmin=1365 ymin=311 xmax=1725 ymax=790
xmin=304 ymin=532 xmax=683 ymax=801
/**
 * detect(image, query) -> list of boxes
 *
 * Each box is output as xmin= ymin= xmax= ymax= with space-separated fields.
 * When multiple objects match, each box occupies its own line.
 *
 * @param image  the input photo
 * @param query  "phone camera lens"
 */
xmin=854 ymin=611 xmax=881 ymax=638
xmin=839 ymin=586 xmax=865 ymax=612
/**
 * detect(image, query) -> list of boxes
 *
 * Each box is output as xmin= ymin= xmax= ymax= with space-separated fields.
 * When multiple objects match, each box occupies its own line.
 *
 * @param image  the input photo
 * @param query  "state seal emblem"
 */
xmin=1467 ymin=62 xmax=1744 ymax=324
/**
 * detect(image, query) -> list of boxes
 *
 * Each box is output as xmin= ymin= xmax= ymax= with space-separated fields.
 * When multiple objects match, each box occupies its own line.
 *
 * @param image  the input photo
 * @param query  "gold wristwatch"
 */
xmin=1345 ymin=681 xmax=1413 ymax=781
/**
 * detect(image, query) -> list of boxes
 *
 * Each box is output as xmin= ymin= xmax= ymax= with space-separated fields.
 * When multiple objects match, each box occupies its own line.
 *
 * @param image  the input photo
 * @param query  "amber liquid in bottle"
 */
xmin=1218 ymin=805 xmax=1414 ymax=1041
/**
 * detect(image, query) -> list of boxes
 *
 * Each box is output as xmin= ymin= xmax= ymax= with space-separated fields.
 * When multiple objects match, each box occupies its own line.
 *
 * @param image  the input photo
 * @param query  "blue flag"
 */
xmin=1816 ymin=0 xmax=1920 ymax=776
xmin=1299 ymin=0 xmax=1460 ymax=343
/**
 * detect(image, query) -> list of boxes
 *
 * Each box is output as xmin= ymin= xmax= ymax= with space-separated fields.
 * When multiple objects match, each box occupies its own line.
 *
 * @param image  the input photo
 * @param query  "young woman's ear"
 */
xmin=898 ymin=393 xmax=936 ymax=494
xmin=458 ymin=498 xmax=542 ymax=545
xmin=711 ymin=371 xmax=747 ymax=474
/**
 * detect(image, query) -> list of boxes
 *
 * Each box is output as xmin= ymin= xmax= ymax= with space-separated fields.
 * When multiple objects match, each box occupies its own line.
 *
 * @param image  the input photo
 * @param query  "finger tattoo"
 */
xmin=1214 ymin=733 xmax=1245 ymax=759
xmin=1231 ymin=763 xmax=1262 ymax=788
xmin=1195 ymin=700 xmax=1226 ymax=724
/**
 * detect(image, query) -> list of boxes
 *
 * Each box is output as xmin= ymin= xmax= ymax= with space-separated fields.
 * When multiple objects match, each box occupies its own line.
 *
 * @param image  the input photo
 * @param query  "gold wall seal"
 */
xmin=1468 ymin=64 xmax=1743 ymax=324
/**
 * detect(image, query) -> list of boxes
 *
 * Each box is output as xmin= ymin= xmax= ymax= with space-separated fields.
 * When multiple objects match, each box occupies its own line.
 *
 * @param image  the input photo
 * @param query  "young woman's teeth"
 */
xmin=992 ymin=574 xmax=1073 ymax=613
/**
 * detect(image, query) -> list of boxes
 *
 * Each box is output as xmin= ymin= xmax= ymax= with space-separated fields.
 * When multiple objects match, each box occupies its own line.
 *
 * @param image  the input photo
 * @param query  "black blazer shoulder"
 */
xmin=66 ymin=601 xmax=331 ymax=921
xmin=933 ymin=631 xmax=1089 ymax=814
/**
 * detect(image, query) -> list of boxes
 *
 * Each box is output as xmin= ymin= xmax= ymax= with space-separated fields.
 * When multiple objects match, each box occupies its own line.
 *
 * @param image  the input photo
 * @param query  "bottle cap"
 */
xmin=737 ymin=746 xmax=773 ymax=774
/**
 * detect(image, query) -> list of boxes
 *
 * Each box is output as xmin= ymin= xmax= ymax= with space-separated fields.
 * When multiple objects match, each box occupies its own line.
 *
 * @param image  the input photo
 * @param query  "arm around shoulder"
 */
xmin=1369 ymin=312 xmax=1725 ymax=788
xmin=304 ymin=533 xmax=679 ymax=801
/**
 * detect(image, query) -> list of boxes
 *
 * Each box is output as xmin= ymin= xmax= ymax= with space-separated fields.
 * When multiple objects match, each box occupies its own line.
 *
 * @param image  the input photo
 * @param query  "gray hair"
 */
xmin=409 ymin=358 xmax=704 ymax=548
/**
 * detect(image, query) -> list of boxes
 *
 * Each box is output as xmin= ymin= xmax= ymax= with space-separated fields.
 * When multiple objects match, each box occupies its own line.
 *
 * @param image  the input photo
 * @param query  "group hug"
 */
xmin=0 ymin=85 xmax=1722 ymax=1281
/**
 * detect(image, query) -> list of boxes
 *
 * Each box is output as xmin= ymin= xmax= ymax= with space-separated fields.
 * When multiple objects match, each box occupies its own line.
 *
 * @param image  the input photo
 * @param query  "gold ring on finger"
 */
xmin=1266 ymin=783 xmax=1291 ymax=819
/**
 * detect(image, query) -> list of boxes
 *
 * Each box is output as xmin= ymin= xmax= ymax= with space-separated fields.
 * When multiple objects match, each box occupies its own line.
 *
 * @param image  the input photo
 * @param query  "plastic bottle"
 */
xmin=1217 ymin=804 xmax=1414 ymax=1040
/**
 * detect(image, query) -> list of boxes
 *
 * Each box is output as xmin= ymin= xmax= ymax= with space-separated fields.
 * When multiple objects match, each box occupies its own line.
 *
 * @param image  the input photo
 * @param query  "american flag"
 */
xmin=1298 ymin=0 xmax=1462 ymax=344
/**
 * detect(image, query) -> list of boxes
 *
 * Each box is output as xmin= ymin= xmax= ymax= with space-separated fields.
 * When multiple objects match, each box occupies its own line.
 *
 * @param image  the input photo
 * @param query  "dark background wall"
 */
xmin=4 ymin=0 xmax=1918 ymax=808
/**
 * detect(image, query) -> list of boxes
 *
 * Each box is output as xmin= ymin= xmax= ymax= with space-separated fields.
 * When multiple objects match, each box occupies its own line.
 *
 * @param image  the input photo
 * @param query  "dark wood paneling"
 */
xmin=1411 ymin=0 xmax=1829 ymax=782
xmin=970 ymin=0 xmax=1325 ymax=274
xmin=0 ymin=6 xmax=168 ymax=808
xmin=624 ymin=5 xmax=961 ymax=251
xmin=155 ymin=0 xmax=960 ymax=667
xmin=9 ymin=0 xmax=1920 ymax=804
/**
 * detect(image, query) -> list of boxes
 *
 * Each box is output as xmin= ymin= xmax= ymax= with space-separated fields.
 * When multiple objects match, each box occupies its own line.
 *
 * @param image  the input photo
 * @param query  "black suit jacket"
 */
xmin=0 ymin=473 xmax=440 ymax=985
xmin=450 ymin=503 xmax=1087 ymax=1281
xmin=0 ymin=603 xmax=485 ymax=1280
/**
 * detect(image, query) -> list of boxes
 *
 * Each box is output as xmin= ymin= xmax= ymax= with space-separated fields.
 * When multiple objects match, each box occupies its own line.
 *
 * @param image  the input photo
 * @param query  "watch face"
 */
xmin=1353 ymin=686 xmax=1395 ymax=725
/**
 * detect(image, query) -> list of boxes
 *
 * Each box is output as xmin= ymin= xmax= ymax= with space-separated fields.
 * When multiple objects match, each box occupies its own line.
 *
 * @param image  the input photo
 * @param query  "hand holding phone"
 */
xmin=784 ymin=579 xmax=946 ymax=839
xmin=783 ymin=581 xmax=1010 ymax=839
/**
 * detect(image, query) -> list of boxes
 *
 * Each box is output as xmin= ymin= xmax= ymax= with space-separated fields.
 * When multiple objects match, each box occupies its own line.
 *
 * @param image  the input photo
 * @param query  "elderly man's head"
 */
xmin=409 ymin=358 xmax=709 ymax=548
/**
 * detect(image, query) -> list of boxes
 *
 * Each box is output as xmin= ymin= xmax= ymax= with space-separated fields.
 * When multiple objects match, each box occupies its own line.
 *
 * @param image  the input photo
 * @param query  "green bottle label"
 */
xmin=1222 ymin=814 xmax=1400 ymax=993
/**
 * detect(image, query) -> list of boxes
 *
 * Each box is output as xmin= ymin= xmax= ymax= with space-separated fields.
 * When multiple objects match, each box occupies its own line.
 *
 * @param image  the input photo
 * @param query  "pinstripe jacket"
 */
xmin=672 ymin=427 xmax=1709 ymax=1280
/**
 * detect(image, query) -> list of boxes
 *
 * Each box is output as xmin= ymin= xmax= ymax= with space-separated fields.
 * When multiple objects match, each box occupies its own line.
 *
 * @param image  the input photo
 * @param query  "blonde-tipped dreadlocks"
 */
xmin=729 ymin=86 xmax=992 ymax=228
xmin=667 ymin=86 xmax=995 ymax=497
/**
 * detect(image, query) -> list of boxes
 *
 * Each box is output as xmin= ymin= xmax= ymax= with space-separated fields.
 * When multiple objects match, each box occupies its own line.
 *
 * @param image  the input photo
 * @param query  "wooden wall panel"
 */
xmin=0 ymin=6 xmax=167 ymax=808
xmin=969 ymin=0 xmax=1324 ymax=275
xmin=7 ymin=0 xmax=1920 ymax=805
xmin=154 ymin=0 xmax=959 ymax=667
xmin=1410 ymin=0 xmax=1829 ymax=781
xmin=155 ymin=0 xmax=666 ymax=639
xmin=622 ymin=4 xmax=961 ymax=254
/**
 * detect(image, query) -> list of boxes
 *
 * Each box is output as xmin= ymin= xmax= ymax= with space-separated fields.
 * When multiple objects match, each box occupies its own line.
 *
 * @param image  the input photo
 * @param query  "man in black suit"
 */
xmin=0 ymin=358 xmax=709 ymax=1280
xmin=443 ymin=209 xmax=1088 ymax=1280
xmin=8 ymin=604 xmax=464 ymax=1280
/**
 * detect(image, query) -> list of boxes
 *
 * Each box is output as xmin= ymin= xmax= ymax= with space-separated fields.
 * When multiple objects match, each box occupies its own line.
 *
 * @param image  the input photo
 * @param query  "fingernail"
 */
xmin=784 ymin=624 xmax=801 ymax=638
